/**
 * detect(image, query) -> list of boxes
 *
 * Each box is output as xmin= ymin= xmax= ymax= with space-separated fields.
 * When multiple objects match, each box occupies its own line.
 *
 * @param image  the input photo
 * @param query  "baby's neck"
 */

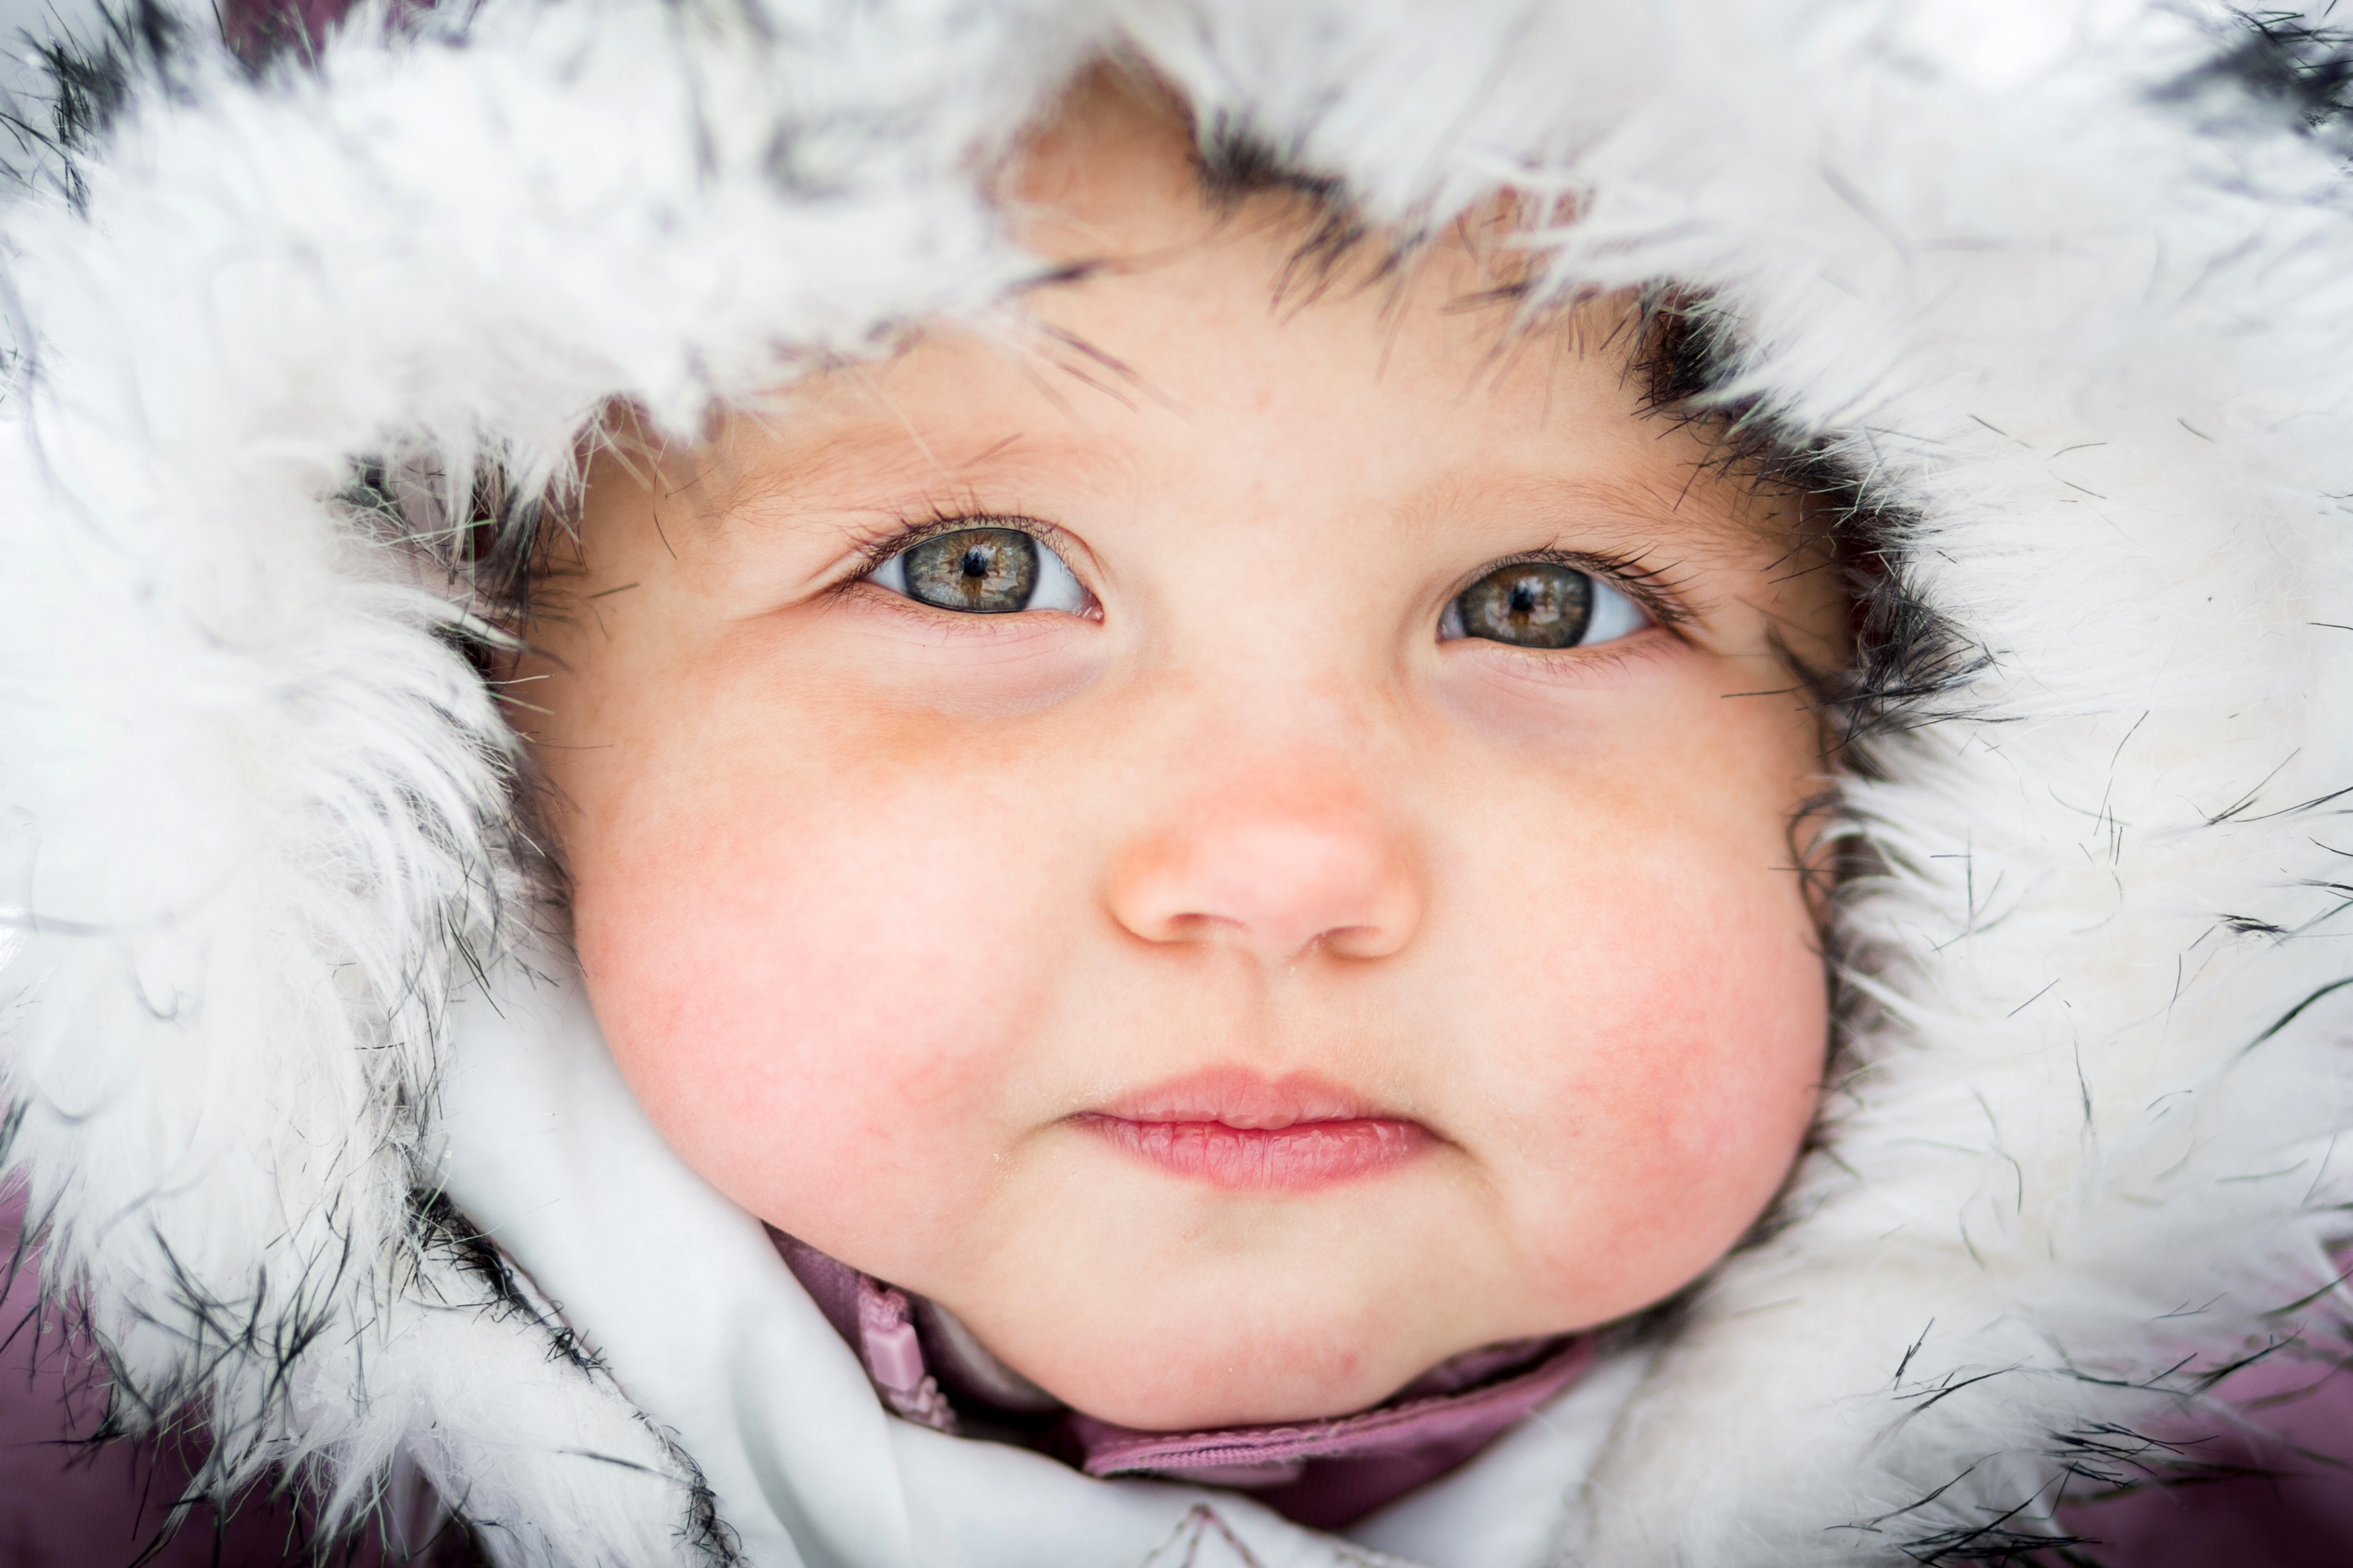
xmin=770 ymin=1229 xmax=1590 ymax=1531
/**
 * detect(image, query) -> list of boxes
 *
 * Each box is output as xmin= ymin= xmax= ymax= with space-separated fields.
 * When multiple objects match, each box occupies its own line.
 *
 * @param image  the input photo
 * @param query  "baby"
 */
xmin=515 ymin=66 xmax=1845 ymax=1460
xmin=19 ymin=1 xmax=2353 ymax=1563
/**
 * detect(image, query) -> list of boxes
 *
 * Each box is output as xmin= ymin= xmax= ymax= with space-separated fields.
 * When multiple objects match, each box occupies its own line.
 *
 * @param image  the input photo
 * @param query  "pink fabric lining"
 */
xmin=771 ymin=1232 xmax=958 ymax=1429
xmin=2057 ymin=1355 xmax=2353 ymax=1565
xmin=1067 ymin=1339 xmax=1592 ymax=1528
xmin=770 ymin=1228 xmax=1589 ymax=1529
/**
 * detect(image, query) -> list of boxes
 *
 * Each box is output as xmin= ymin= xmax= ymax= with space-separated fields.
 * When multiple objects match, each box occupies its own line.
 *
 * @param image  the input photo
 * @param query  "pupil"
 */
xmin=1510 ymin=585 xmax=1538 ymax=615
xmin=962 ymin=549 xmax=989 ymax=578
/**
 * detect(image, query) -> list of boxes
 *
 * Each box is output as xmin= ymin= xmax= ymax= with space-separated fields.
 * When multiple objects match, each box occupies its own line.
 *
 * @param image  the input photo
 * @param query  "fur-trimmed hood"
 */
xmin=6 ymin=1 xmax=2353 ymax=1563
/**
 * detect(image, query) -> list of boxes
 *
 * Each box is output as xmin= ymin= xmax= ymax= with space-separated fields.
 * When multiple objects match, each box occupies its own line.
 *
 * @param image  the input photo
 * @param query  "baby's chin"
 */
xmin=913 ymin=1200 xmax=1571 ymax=1430
xmin=961 ymin=1287 xmax=1477 ymax=1431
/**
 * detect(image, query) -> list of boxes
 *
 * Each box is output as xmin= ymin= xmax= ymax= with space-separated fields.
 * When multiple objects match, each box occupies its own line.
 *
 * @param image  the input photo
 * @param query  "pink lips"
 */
xmin=1077 ymin=1068 xmax=1430 ymax=1191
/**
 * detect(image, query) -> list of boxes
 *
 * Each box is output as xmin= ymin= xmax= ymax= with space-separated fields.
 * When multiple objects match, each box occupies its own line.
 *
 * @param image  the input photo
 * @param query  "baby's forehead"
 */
xmin=1005 ymin=66 xmax=1271 ymax=265
xmin=649 ymin=70 xmax=1802 ymax=571
xmin=719 ymin=237 xmax=1658 ymax=511
xmin=1013 ymin=71 xmax=1560 ymax=328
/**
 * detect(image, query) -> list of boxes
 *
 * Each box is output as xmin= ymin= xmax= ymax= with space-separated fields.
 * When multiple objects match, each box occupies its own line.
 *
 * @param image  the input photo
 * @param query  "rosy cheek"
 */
xmin=1498 ymin=875 xmax=1823 ymax=1301
xmin=1639 ymin=921 xmax=1814 ymax=1151
xmin=573 ymin=758 xmax=1053 ymax=1255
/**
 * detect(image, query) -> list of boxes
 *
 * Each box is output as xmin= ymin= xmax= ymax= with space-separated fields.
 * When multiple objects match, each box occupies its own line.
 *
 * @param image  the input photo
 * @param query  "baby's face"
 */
xmin=523 ymin=81 xmax=1840 ymax=1430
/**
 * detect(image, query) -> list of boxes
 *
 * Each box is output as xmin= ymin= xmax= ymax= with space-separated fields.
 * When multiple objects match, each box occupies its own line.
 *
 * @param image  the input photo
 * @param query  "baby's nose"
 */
xmin=1105 ymin=801 xmax=1422 ymax=963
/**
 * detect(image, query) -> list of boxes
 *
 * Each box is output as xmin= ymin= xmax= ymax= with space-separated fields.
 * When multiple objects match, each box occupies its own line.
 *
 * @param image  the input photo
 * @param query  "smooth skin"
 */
xmin=519 ymin=71 xmax=1843 ymax=1431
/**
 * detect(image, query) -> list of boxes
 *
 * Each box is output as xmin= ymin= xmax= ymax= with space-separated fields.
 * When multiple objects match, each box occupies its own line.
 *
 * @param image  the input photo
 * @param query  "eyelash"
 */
xmin=1455 ymin=547 xmax=1695 ymax=633
xmin=847 ymin=508 xmax=1082 ymax=576
xmin=843 ymin=511 xmax=1693 ymax=633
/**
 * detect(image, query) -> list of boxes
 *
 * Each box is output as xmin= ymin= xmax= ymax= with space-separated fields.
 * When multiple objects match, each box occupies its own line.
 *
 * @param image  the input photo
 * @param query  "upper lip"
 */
xmin=1088 ymin=1066 xmax=1406 ymax=1130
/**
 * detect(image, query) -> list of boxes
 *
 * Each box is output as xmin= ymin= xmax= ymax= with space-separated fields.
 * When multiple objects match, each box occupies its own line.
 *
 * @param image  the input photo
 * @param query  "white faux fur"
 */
xmin=5 ymin=0 xmax=2352 ymax=1563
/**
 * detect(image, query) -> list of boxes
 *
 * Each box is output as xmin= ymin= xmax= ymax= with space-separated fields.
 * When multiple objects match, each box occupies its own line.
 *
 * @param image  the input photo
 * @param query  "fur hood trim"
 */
xmin=5 ymin=1 xmax=2353 ymax=1563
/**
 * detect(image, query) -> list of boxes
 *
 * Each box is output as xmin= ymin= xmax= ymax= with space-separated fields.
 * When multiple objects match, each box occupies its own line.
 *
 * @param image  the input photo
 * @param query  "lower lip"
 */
xmin=1079 ymin=1114 xmax=1430 ymax=1191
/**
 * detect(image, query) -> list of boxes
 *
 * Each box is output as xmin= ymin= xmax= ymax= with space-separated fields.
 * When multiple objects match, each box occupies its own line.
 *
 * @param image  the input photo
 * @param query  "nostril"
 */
xmin=1159 ymin=911 xmax=1240 ymax=943
xmin=1314 ymin=922 xmax=1399 ymax=962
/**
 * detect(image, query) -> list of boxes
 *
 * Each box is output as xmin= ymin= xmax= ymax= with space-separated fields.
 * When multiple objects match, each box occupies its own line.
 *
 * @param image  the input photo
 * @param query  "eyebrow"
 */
xmin=1412 ymin=467 xmax=1780 ymax=570
xmin=697 ymin=414 xmax=1145 ymax=536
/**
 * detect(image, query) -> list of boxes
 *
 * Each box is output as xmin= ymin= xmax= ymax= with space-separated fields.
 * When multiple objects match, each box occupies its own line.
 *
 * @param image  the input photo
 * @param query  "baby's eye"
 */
xmin=1439 ymin=562 xmax=1649 ymax=649
xmin=868 ymin=525 xmax=1088 ymax=615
